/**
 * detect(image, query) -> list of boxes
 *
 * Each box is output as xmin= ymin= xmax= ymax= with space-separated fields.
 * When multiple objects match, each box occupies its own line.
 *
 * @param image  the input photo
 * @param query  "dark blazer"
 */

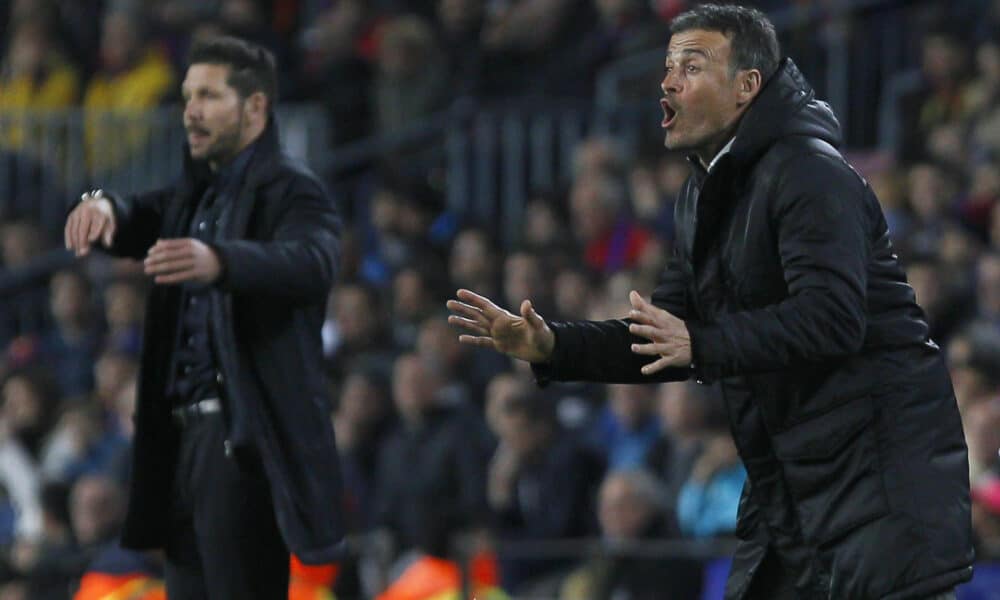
xmin=534 ymin=59 xmax=974 ymax=598
xmin=101 ymin=118 xmax=345 ymax=563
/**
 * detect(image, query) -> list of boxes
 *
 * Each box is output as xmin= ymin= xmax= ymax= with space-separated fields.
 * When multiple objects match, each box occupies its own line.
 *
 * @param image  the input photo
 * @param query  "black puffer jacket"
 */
xmin=535 ymin=59 xmax=974 ymax=598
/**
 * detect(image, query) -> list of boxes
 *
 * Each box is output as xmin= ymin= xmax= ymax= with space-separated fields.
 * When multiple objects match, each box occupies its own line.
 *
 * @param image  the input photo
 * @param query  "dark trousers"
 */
xmin=164 ymin=412 xmax=289 ymax=599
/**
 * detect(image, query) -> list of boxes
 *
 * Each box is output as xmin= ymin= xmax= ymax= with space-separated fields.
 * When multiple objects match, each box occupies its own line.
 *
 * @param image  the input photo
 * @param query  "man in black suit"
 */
xmin=448 ymin=4 xmax=973 ymax=599
xmin=64 ymin=36 xmax=343 ymax=598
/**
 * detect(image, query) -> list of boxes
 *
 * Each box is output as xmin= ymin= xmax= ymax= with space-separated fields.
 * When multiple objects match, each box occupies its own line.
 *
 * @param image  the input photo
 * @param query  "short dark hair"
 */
xmin=670 ymin=4 xmax=780 ymax=81
xmin=187 ymin=36 xmax=278 ymax=104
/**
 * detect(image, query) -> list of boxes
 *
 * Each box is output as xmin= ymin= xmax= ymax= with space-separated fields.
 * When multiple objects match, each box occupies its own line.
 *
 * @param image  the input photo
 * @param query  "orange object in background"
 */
xmin=289 ymin=554 xmax=340 ymax=600
xmin=74 ymin=572 xmax=166 ymax=600
xmin=376 ymin=551 xmax=506 ymax=600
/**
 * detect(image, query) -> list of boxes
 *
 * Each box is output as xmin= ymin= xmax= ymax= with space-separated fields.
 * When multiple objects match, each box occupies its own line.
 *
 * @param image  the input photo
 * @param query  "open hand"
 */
xmin=627 ymin=290 xmax=692 ymax=374
xmin=143 ymin=238 xmax=222 ymax=285
xmin=446 ymin=289 xmax=555 ymax=363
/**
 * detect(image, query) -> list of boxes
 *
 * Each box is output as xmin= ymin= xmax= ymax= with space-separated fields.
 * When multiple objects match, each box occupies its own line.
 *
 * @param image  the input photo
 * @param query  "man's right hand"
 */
xmin=65 ymin=190 xmax=116 ymax=256
xmin=446 ymin=288 xmax=555 ymax=363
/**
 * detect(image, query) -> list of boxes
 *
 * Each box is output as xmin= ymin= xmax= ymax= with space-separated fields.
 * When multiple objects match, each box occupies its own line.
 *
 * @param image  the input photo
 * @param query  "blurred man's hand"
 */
xmin=64 ymin=190 xmax=116 ymax=256
xmin=143 ymin=238 xmax=222 ymax=285
xmin=447 ymin=289 xmax=555 ymax=363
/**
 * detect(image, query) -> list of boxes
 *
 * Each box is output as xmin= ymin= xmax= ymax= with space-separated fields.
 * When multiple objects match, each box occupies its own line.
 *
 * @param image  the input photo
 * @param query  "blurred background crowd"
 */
xmin=2 ymin=0 xmax=1000 ymax=599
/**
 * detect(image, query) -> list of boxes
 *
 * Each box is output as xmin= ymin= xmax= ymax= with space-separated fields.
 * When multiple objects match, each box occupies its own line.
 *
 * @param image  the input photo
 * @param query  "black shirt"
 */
xmin=166 ymin=143 xmax=256 ymax=406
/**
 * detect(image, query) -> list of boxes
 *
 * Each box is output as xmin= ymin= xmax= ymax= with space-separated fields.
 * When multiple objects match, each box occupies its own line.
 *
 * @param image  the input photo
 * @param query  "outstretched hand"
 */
xmin=446 ymin=289 xmax=555 ymax=363
xmin=627 ymin=290 xmax=692 ymax=374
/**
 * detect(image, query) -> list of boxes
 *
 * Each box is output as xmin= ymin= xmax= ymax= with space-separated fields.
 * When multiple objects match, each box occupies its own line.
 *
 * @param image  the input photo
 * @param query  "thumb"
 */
xmin=520 ymin=299 xmax=545 ymax=330
xmin=102 ymin=223 xmax=115 ymax=247
xmin=629 ymin=290 xmax=645 ymax=310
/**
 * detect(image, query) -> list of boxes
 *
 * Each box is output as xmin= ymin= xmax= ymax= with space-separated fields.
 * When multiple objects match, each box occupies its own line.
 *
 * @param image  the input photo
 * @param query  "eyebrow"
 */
xmin=665 ymin=48 xmax=710 ymax=63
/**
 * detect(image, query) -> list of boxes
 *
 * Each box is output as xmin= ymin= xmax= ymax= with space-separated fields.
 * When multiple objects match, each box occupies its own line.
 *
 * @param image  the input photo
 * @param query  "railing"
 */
xmin=0 ymin=105 xmax=331 ymax=233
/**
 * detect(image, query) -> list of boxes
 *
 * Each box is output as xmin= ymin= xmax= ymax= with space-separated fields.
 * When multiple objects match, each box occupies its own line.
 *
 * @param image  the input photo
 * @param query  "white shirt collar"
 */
xmin=705 ymin=137 xmax=736 ymax=172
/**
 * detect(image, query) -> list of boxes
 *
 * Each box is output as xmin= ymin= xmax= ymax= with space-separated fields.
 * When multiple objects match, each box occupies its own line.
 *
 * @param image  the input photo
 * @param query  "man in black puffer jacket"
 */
xmin=448 ymin=4 xmax=974 ymax=599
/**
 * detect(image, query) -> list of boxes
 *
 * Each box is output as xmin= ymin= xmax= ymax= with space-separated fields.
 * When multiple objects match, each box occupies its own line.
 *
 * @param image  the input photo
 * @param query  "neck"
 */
xmin=694 ymin=101 xmax=752 ymax=166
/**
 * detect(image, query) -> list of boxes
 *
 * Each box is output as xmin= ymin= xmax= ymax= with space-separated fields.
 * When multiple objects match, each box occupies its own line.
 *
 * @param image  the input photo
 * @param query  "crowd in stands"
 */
xmin=1 ymin=0 xmax=1000 ymax=599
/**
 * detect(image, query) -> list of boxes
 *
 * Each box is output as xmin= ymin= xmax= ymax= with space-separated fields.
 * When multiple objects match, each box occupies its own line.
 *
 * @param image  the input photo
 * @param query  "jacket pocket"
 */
xmin=771 ymin=394 xmax=889 ymax=546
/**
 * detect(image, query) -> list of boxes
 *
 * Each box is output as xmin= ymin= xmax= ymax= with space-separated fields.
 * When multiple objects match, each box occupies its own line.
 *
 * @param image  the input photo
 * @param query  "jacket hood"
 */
xmin=729 ymin=58 xmax=842 ymax=167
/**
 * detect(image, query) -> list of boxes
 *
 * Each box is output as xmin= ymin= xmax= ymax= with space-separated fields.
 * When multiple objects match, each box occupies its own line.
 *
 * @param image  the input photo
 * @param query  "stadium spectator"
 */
xmin=374 ymin=15 xmax=450 ymax=135
xmin=558 ymin=469 xmax=703 ymax=600
xmin=82 ymin=7 xmax=176 ymax=174
xmin=487 ymin=389 xmax=605 ymax=593
xmin=569 ymin=170 xmax=652 ymax=274
xmin=0 ymin=14 xmax=79 ymax=149
xmin=587 ymin=384 xmax=660 ymax=470
xmin=373 ymin=353 xmax=491 ymax=560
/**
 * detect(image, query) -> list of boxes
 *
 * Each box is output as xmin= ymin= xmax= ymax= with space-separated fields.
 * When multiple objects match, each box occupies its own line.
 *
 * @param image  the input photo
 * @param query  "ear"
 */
xmin=737 ymin=69 xmax=763 ymax=105
xmin=245 ymin=91 xmax=268 ymax=121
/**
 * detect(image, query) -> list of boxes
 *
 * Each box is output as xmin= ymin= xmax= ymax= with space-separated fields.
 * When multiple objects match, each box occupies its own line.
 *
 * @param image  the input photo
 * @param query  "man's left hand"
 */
xmin=144 ymin=238 xmax=222 ymax=285
xmin=627 ymin=290 xmax=692 ymax=374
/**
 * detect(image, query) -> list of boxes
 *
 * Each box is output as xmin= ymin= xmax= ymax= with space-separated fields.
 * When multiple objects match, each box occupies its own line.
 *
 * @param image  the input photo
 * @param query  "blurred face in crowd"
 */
xmin=50 ymin=271 xmax=90 ymax=328
xmin=104 ymin=281 xmax=144 ymax=330
xmin=0 ymin=222 xmax=42 ymax=268
xmin=657 ymin=381 xmax=704 ymax=437
xmin=332 ymin=285 xmax=378 ymax=344
xmin=1 ymin=375 xmax=44 ymax=432
xmin=100 ymin=12 xmax=140 ymax=72
xmin=95 ymin=353 xmax=136 ymax=408
xmin=599 ymin=473 xmax=655 ymax=541
xmin=554 ymin=269 xmax=592 ymax=319
xmin=70 ymin=477 xmax=123 ymax=546
xmin=182 ymin=63 xmax=267 ymax=167
xmin=609 ymin=384 xmax=654 ymax=430
xmin=392 ymin=354 xmax=438 ymax=423
xmin=484 ymin=373 xmax=530 ymax=436
xmin=450 ymin=229 xmax=494 ymax=288
xmin=393 ymin=268 xmax=433 ymax=321
xmin=922 ymin=34 xmax=965 ymax=87
xmin=7 ymin=20 xmax=48 ymax=76
xmin=660 ymin=30 xmax=761 ymax=161
xmin=338 ymin=372 xmax=387 ymax=427
xmin=978 ymin=254 xmax=1000 ymax=317
xmin=496 ymin=406 xmax=548 ymax=457
xmin=570 ymin=173 xmax=618 ymax=242
xmin=416 ymin=317 xmax=464 ymax=373
xmin=503 ymin=252 xmax=545 ymax=309
xmin=907 ymin=164 xmax=950 ymax=221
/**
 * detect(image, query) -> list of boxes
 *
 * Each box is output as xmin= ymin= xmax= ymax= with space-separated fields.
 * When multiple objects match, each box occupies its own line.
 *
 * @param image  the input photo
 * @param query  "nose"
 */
xmin=183 ymin=99 xmax=200 ymax=124
xmin=661 ymin=70 xmax=680 ymax=95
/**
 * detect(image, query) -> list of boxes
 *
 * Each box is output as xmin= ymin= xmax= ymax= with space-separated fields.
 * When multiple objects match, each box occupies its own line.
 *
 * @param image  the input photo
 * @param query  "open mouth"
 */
xmin=187 ymin=128 xmax=209 ymax=144
xmin=660 ymin=98 xmax=677 ymax=129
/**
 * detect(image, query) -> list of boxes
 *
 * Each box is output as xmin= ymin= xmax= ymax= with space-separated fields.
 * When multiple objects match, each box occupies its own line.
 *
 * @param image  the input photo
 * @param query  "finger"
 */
xmin=145 ymin=258 xmax=196 ymax=276
xmin=520 ymin=300 xmax=546 ymax=331
xmin=630 ymin=341 xmax=670 ymax=356
xmin=446 ymin=299 xmax=487 ymax=323
xmin=448 ymin=315 xmax=489 ymax=336
xmin=628 ymin=308 xmax=659 ymax=327
xmin=64 ymin=211 xmax=74 ymax=249
xmin=641 ymin=355 xmax=681 ymax=375
xmin=458 ymin=335 xmax=497 ymax=349
xmin=629 ymin=290 xmax=646 ymax=311
xmin=102 ymin=220 xmax=115 ymax=247
xmin=628 ymin=323 xmax=664 ymax=341
xmin=86 ymin=213 xmax=105 ymax=243
xmin=74 ymin=210 xmax=93 ymax=255
xmin=153 ymin=270 xmax=195 ymax=285
xmin=456 ymin=289 xmax=503 ymax=318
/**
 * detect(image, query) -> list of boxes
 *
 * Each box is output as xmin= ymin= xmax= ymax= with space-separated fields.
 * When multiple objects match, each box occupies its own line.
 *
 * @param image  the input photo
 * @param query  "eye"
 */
xmin=664 ymin=66 xmax=673 ymax=74
xmin=686 ymin=64 xmax=700 ymax=73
